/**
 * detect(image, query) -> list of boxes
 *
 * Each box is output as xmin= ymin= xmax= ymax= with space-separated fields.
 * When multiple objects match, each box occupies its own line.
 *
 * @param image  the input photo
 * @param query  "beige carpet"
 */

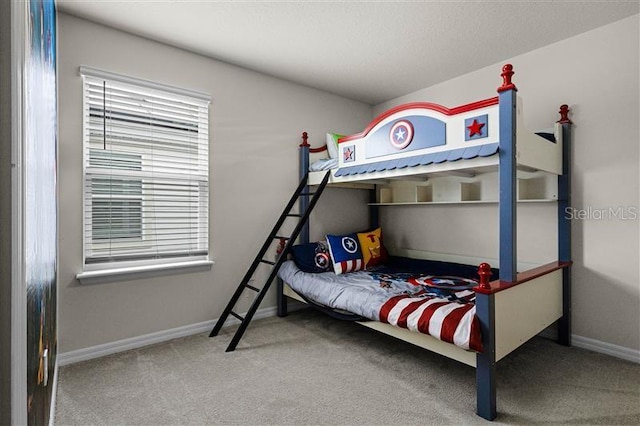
xmin=55 ymin=309 xmax=640 ymax=425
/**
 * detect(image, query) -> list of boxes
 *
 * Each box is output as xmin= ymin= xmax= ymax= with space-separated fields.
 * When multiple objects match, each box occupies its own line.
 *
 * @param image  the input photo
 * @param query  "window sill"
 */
xmin=76 ymin=259 xmax=214 ymax=285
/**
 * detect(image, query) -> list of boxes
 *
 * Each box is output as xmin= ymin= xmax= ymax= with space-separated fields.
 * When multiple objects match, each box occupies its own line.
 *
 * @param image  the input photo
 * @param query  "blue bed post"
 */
xmin=299 ymin=132 xmax=311 ymax=245
xmin=497 ymin=64 xmax=518 ymax=283
xmin=557 ymin=105 xmax=572 ymax=346
xmin=475 ymin=64 xmax=518 ymax=421
xmin=277 ymin=131 xmax=311 ymax=318
xmin=475 ymin=263 xmax=497 ymax=420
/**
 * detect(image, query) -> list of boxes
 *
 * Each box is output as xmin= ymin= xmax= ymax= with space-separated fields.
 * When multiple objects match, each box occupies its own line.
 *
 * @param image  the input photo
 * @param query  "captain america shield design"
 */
xmin=341 ymin=237 xmax=358 ymax=254
xmin=389 ymin=120 xmax=414 ymax=150
xmin=314 ymin=252 xmax=330 ymax=269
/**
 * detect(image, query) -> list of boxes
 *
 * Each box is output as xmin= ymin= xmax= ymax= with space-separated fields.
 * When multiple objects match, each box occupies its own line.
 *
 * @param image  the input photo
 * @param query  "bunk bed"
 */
xmin=275 ymin=64 xmax=573 ymax=421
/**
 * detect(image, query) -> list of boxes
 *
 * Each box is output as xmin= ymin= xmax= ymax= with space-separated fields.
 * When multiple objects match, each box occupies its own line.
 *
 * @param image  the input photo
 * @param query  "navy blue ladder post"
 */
xmin=276 ymin=245 xmax=288 ymax=319
xmin=276 ymin=265 xmax=288 ymax=318
xmin=476 ymin=64 xmax=518 ymax=421
xmin=557 ymin=105 xmax=573 ymax=346
xmin=210 ymin=171 xmax=331 ymax=352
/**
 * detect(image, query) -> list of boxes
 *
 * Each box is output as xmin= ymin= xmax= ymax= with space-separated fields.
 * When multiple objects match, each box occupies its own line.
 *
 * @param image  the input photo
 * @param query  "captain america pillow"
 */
xmin=325 ymin=233 xmax=365 ymax=275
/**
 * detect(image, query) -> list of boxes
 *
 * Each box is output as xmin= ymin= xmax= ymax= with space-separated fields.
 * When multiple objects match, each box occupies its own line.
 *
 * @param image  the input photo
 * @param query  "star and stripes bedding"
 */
xmin=278 ymin=258 xmax=485 ymax=352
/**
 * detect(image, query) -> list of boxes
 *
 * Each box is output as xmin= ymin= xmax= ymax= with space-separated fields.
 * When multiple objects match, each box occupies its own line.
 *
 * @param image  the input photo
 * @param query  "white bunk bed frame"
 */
xmin=277 ymin=64 xmax=573 ymax=421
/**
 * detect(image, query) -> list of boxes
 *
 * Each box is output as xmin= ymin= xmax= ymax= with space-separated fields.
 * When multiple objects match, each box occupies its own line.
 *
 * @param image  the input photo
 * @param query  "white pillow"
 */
xmin=326 ymin=132 xmax=344 ymax=160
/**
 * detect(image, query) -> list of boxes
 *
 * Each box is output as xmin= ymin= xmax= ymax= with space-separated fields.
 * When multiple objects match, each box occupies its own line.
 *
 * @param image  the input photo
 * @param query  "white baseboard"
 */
xmin=572 ymin=334 xmax=640 ymax=364
xmin=539 ymin=329 xmax=639 ymax=364
xmin=59 ymin=307 xmax=639 ymax=367
xmin=48 ymin=360 xmax=59 ymax=426
xmin=58 ymin=306 xmax=277 ymax=366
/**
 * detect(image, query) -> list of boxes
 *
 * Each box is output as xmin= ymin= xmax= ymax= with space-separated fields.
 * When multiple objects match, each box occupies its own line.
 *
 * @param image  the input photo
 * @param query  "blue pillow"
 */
xmin=290 ymin=242 xmax=331 ymax=273
xmin=325 ymin=233 xmax=365 ymax=275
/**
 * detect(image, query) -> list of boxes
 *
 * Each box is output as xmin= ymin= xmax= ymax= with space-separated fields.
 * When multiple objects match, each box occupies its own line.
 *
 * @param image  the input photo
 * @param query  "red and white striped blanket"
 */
xmin=379 ymin=294 xmax=482 ymax=352
xmin=278 ymin=260 xmax=483 ymax=352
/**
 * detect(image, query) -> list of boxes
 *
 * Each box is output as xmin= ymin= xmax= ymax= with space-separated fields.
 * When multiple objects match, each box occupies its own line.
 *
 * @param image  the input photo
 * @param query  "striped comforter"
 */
xmin=278 ymin=260 xmax=483 ymax=352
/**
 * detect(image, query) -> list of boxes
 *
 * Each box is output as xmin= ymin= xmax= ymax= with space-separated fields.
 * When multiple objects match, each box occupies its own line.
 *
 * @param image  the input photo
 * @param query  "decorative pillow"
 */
xmin=357 ymin=227 xmax=388 ymax=268
xmin=290 ymin=242 xmax=331 ymax=273
xmin=326 ymin=132 xmax=344 ymax=160
xmin=325 ymin=233 xmax=365 ymax=275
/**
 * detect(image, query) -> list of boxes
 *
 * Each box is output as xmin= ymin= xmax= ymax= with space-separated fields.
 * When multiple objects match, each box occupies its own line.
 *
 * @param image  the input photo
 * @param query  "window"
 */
xmin=80 ymin=67 xmax=210 ymax=271
xmin=90 ymin=150 xmax=143 ymax=241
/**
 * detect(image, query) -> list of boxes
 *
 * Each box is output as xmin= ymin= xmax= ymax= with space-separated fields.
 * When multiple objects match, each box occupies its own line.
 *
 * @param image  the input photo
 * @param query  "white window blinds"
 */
xmin=81 ymin=67 xmax=210 ymax=267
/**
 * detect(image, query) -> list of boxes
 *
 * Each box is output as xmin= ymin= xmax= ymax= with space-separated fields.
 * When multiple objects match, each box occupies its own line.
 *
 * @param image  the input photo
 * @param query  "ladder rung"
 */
xmin=286 ymin=214 xmax=301 ymax=217
xmin=300 ymin=192 xmax=316 ymax=196
xmin=260 ymin=259 xmax=276 ymax=265
xmin=245 ymin=284 xmax=260 ymax=292
xmin=230 ymin=311 xmax=244 ymax=322
xmin=274 ymin=236 xmax=290 ymax=240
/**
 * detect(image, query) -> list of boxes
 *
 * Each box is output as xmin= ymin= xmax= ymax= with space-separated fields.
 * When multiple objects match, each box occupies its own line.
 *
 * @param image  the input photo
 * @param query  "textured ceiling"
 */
xmin=56 ymin=0 xmax=639 ymax=104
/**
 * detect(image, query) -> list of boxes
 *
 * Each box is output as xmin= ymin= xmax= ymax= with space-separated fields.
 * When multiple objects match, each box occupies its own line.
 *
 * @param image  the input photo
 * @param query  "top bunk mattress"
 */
xmin=278 ymin=257 xmax=497 ymax=352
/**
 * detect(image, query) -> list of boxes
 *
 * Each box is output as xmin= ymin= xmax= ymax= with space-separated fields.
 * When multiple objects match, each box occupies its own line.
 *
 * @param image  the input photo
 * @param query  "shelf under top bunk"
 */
xmin=309 ymin=154 xmax=499 ymax=186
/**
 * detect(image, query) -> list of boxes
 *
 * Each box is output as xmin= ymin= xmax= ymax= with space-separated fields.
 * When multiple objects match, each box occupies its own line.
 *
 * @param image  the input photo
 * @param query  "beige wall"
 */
xmin=0 ymin=1 xmax=13 ymax=422
xmin=58 ymin=13 xmax=372 ymax=352
xmin=58 ymin=13 xmax=640 ymax=354
xmin=375 ymin=15 xmax=640 ymax=351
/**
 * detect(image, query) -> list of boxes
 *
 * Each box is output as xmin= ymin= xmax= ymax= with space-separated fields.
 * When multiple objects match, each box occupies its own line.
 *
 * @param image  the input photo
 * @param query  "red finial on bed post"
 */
xmin=478 ymin=263 xmax=492 ymax=289
xmin=300 ymin=131 xmax=310 ymax=147
xmin=557 ymin=104 xmax=572 ymax=124
xmin=497 ymin=64 xmax=517 ymax=92
xmin=276 ymin=237 xmax=287 ymax=257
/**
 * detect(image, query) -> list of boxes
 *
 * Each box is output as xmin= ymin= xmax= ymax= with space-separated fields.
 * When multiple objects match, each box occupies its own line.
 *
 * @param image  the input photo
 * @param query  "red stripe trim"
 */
xmin=469 ymin=315 xmax=483 ymax=352
xmin=379 ymin=295 xmax=410 ymax=323
xmin=338 ymin=97 xmax=499 ymax=144
xmin=439 ymin=304 xmax=473 ymax=345
xmin=415 ymin=302 xmax=449 ymax=335
xmin=339 ymin=261 xmax=352 ymax=273
xmin=309 ymin=145 xmax=328 ymax=153
xmin=396 ymin=298 xmax=431 ymax=328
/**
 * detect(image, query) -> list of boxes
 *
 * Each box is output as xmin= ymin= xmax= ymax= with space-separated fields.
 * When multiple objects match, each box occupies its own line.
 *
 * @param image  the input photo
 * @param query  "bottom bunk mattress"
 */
xmin=278 ymin=257 xmax=494 ymax=352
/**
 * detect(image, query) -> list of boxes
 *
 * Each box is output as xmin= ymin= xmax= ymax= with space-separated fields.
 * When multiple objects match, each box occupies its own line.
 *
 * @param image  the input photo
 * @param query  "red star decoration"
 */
xmin=467 ymin=119 xmax=485 ymax=137
xmin=344 ymin=147 xmax=354 ymax=161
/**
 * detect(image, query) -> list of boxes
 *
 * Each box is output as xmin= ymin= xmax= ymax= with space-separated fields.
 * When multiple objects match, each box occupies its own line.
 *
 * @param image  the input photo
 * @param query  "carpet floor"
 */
xmin=55 ymin=309 xmax=640 ymax=425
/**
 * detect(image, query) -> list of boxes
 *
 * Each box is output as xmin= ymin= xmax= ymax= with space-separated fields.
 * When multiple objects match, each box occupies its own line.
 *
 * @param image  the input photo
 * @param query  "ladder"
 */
xmin=209 ymin=171 xmax=331 ymax=352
